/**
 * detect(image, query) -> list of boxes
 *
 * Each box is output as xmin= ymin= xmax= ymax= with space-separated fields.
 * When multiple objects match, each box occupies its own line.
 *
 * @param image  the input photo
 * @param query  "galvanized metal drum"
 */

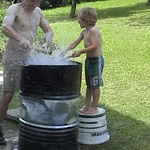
xmin=18 ymin=60 xmax=82 ymax=150
xmin=19 ymin=94 xmax=80 ymax=126
xmin=20 ymin=61 xmax=82 ymax=100
xmin=18 ymin=119 xmax=78 ymax=150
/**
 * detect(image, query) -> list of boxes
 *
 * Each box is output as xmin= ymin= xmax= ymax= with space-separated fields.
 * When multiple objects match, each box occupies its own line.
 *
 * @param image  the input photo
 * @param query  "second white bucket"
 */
xmin=78 ymin=107 xmax=109 ymax=145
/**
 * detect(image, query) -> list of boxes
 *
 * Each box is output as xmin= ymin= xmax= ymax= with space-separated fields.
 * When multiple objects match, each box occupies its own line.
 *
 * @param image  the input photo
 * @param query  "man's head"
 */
xmin=24 ymin=0 xmax=40 ymax=12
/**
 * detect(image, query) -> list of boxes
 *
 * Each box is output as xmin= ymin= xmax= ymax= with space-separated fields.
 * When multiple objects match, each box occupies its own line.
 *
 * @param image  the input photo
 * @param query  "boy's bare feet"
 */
xmin=79 ymin=105 xmax=89 ymax=114
xmin=84 ymin=107 xmax=98 ymax=114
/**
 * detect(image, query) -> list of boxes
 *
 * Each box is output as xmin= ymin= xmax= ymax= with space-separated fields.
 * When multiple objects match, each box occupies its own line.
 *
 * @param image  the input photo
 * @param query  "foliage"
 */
xmin=40 ymin=0 xmax=70 ymax=9
xmin=40 ymin=0 xmax=107 ymax=9
xmin=0 ymin=2 xmax=8 ymax=55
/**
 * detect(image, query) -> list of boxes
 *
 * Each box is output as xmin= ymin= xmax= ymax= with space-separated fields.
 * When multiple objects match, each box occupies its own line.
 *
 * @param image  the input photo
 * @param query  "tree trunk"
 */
xmin=70 ymin=0 xmax=77 ymax=18
xmin=148 ymin=0 xmax=150 ymax=5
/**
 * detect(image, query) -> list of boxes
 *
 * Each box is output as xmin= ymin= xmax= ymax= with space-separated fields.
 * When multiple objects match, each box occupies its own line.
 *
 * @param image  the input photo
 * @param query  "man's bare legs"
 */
xmin=79 ymin=85 xmax=92 ymax=113
xmin=0 ymin=91 xmax=14 ymax=145
xmin=0 ymin=91 xmax=14 ymax=123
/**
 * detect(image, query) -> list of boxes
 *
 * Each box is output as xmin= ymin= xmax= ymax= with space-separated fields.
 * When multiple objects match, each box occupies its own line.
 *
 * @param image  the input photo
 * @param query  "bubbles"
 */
xmin=24 ymin=46 xmax=74 ymax=66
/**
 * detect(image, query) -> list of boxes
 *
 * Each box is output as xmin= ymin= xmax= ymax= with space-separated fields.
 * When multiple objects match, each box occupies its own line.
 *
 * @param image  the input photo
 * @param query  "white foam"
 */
xmin=24 ymin=47 xmax=74 ymax=66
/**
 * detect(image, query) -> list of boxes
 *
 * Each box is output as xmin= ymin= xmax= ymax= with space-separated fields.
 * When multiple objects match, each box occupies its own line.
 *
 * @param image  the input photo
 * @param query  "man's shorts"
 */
xmin=85 ymin=55 xmax=104 ymax=89
xmin=2 ymin=48 xmax=30 ymax=92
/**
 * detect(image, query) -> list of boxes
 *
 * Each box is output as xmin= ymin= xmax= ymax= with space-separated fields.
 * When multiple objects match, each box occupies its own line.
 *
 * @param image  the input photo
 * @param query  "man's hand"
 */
xmin=43 ymin=32 xmax=53 ymax=44
xmin=19 ymin=38 xmax=31 ymax=49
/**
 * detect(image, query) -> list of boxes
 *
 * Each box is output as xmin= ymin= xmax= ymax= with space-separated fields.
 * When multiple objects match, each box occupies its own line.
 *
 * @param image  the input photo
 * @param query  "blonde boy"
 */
xmin=63 ymin=7 xmax=104 ymax=114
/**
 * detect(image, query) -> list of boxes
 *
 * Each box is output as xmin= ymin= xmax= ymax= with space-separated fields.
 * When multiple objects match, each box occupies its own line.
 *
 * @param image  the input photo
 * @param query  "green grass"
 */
xmin=0 ymin=0 xmax=150 ymax=149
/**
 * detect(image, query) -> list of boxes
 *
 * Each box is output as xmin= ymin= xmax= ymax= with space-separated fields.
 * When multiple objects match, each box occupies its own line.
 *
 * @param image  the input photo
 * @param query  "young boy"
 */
xmin=63 ymin=7 xmax=104 ymax=114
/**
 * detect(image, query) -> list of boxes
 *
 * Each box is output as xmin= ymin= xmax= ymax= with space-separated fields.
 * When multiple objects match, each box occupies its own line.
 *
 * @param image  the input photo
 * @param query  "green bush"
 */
xmin=40 ymin=0 xmax=107 ymax=9
xmin=1 ymin=0 xmax=106 ymax=10
xmin=40 ymin=0 xmax=71 ymax=9
xmin=0 ymin=5 xmax=7 ymax=54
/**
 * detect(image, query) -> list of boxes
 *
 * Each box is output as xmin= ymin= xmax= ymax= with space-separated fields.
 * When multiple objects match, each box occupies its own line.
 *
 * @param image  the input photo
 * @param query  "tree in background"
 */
xmin=70 ymin=0 xmax=77 ymax=18
xmin=148 ymin=0 xmax=150 ymax=5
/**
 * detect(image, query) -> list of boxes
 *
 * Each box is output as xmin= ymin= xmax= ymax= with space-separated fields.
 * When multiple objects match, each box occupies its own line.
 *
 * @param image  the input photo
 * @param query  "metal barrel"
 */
xmin=18 ymin=61 xmax=82 ymax=150
xmin=18 ymin=119 xmax=78 ymax=150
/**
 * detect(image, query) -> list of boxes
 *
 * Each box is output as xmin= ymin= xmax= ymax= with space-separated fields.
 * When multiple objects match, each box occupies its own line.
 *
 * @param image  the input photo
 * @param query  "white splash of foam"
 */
xmin=25 ymin=46 xmax=74 ymax=66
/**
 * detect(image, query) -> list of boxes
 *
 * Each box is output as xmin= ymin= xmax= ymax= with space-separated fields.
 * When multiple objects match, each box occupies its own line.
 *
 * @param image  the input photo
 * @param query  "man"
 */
xmin=0 ymin=0 xmax=53 ymax=145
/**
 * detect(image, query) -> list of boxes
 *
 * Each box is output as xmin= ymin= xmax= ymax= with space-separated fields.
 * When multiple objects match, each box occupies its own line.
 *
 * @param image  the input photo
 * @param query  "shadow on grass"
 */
xmin=79 ymin=106 xmax=150 ymax=150
xmin=96 ymin=2 xmax=150 ymax=19
xmin=46 ymin=2 xmax=150 ymax=24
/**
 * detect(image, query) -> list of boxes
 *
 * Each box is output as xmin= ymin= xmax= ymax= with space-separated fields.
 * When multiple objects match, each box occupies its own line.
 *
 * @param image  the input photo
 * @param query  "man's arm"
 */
xmin=38 ymin=8 xmax=53 ymax=43
xmin=2 ymin=4 xmax=31 ymax=49
xmin=2 ymin=4 xmax=21 ymax=41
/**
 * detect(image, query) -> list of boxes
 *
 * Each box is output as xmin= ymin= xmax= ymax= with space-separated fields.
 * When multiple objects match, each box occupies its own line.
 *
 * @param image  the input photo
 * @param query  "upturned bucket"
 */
xmin=78 ymin=107 xmax=109 ymax=145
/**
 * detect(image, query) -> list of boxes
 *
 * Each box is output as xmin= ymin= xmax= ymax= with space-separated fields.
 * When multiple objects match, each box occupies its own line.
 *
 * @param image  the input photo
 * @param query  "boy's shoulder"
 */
xmin=89 ymin=26 xmax=100 ymax=34
xmin=91 ymin=26 xmax=99 ymax=31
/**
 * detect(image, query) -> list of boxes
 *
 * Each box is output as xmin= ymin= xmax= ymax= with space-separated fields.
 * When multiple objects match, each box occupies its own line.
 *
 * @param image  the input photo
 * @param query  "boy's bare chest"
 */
xmin=83 ymin=31 xmax=91 ymax=47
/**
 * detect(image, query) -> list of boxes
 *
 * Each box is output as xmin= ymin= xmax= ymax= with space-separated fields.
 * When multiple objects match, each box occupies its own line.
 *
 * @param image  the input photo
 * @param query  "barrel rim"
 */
xmin=19 ymin=92 xmax=81 ymax=100
xmin=19 ymin=118 xmax=79 ymax=129
xmin=22 ymin=60 xmax=82 ymax=67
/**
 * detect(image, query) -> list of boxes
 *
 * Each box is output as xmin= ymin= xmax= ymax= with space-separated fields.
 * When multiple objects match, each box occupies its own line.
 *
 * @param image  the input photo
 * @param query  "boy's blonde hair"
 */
xmin=77 ymin=7 xmax=97 ymax=26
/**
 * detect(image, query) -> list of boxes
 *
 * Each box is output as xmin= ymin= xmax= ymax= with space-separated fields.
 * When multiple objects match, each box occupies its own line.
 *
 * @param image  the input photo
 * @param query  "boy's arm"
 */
xmin=62 ymin=32 xmax=84 ymax=56
xmin=73 ymin=28 xmax=99 ymax=57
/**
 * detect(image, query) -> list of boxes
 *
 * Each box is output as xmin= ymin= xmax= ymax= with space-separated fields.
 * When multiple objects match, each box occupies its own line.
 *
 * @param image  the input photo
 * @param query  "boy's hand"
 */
xmin=60 ymin=47 xmax=69 ymax=58
xmin=72 ymin=50 xmax=81 ymax=57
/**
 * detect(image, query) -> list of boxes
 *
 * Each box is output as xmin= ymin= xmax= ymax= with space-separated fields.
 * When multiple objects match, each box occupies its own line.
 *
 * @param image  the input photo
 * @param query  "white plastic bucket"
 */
xmin=78 ymin=107 xmax=109 ymax=145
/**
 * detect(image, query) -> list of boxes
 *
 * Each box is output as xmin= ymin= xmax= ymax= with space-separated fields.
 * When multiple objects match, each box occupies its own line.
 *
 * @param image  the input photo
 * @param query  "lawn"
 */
xmin=0 ymin=0 xmax=150 ymax=149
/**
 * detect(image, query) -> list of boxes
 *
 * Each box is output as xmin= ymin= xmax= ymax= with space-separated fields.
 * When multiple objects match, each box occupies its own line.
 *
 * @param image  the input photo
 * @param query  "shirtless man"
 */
xmin=0 ymin=0 xmax=53 ymax=145
xmin=63 ymin=7 xmax=104 ymax=114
